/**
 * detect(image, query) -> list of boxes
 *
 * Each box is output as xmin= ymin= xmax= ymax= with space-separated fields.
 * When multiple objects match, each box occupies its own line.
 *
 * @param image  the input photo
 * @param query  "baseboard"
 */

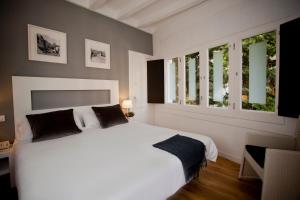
xmin=218 ymin=151 xmax=242 ymax=164
xmin=238 ymin=176 xmax=261 ymax=181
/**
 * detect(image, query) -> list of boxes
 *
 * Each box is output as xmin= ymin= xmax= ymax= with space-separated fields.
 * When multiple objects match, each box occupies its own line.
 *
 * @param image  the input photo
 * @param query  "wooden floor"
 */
xmin=168 ymin=157 xmax=262 ymax=200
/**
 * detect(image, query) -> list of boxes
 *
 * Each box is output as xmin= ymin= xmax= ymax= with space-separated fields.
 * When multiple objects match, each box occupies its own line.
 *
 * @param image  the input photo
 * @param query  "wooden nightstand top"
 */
xmin=0 ymin=148 xmax=11 ymax=159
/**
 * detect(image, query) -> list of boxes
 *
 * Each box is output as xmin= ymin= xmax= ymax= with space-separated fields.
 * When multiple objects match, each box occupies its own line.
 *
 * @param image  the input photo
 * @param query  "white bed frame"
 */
xmin=12 ymin=76 xmax=119 ymax=136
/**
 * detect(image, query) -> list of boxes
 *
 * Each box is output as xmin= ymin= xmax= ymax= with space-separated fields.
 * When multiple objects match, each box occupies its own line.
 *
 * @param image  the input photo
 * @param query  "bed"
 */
xmin=11 ymin=76 xmax=218 ymax=200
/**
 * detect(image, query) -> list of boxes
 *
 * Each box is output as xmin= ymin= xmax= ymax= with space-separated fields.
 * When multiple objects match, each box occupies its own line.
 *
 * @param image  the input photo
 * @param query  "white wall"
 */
xmin=152 ymin=0 xmax=300 ymax=163
xmin=128 ymin=50 xmax=155 ymax=124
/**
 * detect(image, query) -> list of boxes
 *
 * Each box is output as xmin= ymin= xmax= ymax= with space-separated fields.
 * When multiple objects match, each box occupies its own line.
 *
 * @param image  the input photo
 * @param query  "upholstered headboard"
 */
xmin=12 ymin=76 xmax=119 ymax=134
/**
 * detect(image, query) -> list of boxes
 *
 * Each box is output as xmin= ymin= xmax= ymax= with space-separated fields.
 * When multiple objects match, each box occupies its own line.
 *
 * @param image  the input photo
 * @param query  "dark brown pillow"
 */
xmin=92 ymin=104 xmax=128 ymax=128
xmin=26 ymin=109 xmax=81 ymax=142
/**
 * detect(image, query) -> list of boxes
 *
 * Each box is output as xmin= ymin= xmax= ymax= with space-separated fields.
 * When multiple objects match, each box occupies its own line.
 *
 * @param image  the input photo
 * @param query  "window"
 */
xmin=208 ymin=44 xmax=229 ymax=108
xmin=185 ymin=52 xmax=200 ymax=105
xmin=167 ymin=58 xmax=179 ymax=103
xmin=242 ymin=31 xmax=276 ymax=112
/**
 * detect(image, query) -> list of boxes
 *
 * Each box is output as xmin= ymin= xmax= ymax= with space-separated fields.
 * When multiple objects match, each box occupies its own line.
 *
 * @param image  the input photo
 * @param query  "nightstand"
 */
xmin=0 ymin=147 xmax=11 ymax=176
xmin=0 ymin=145 xmax=17 ymax=199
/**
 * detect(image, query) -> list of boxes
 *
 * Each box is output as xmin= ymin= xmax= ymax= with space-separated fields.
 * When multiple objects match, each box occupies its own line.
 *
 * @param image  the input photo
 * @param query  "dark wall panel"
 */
xmin=278 ymin=17 xmax=300 ymax=118
xmin=147 ymin=59 xmax=164 ymax=103
xmin=0 ymin=0 xmax=152 ymax=141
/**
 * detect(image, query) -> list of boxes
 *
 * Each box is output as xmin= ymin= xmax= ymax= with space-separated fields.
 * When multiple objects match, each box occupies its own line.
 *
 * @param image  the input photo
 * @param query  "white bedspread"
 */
xmin=14 ymin=122 xmax=218 ymax=200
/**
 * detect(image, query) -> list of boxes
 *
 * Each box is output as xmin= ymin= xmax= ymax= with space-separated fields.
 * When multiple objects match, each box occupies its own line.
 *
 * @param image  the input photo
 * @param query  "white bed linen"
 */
xmin=14 ymin=122 xmax=218 ymax=200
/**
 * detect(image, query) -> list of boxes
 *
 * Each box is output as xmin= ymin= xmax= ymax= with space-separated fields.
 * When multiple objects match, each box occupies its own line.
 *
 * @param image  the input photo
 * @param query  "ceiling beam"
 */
xmin=117 ymin=0 xmax=160 ymax=20
xmin=89 ymin=0 xmax=109 ymax=10
xmin=138 ymin=0 xmax=208 ymax=28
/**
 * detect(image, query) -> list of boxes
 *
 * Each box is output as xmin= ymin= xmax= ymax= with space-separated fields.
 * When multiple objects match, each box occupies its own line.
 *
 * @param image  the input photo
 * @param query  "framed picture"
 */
xmin=85 ymin=39 xmax=110 ymax=69
xmin=28 ymin=24 xmax=67 ymax=64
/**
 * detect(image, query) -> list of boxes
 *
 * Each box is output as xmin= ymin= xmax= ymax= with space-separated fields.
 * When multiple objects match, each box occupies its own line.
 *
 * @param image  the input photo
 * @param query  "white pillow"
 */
xmin=73 ymin=110 xmax=84 ymax=130
xmin=15 ymin=119 xmax=33 ymax=143
xmin=81 ymin=108 xmax=101 ymax=129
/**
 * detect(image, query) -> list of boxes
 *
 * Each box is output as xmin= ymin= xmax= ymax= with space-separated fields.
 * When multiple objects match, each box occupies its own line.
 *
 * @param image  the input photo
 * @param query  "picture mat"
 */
xmin=28 ymin=24 xmax=67 ymax=64
xmin=85 ymin=39 xmax=110 ymax=69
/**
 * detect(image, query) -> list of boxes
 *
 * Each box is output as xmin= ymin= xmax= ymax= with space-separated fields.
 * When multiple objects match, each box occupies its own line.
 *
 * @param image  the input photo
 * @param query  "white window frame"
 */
xmin=236 ymin=28 xmax=279 ymax=114
xmin=163 ymin=24 xmax=284 ymax=125
xmin=233 ymin=25 xmax=281 ymax=123
xmin=183 ymin=51 xmax=201 ymax=107
xmin=165 ymin=58 xmax=176 ymax=104
xmin=165 ymin=57 xmax=183 ymax=105
xmin=206 ymin=42 xmax=233 ymax=111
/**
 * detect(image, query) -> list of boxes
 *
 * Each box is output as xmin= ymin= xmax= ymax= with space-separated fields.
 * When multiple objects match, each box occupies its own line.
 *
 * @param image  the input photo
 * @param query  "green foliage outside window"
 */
xmin=209 ymin=44 xmax=229 ymax=107
xmin=185 ymin=52 xmax=200 ymax=105
xmin=242 ymin=31 xmax=276 ymax=112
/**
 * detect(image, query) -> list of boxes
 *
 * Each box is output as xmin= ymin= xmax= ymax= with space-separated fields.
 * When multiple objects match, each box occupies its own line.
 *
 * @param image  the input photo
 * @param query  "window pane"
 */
xmin=213 ymin=51 xmax=224 ymax=102
xmin=209 ymin=44 xmax=229 ymax=107
xmin=185 ymin=52 xmax=200 ymax=105
xmin=249 ymin=41 xmax=267 ymax=104
xmin=242 ymin=31 xmax=276 ymax=112
xmin=167 ymin=58 xmax=179 ymax=103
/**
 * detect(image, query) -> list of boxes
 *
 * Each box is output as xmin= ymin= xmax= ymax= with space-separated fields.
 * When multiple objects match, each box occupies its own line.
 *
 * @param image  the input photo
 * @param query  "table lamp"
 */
xmin=122 ymin=99 xmax=132 ymax=115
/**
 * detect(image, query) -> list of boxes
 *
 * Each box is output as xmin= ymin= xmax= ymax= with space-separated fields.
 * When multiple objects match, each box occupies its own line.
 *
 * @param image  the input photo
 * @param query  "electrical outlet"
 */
xmin=0 ymin=115 xmax=5 ymax=122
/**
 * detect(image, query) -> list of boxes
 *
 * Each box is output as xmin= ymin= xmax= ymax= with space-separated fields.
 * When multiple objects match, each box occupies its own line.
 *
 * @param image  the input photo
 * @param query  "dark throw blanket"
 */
xmin=153 ymin=134 xmax=207 ymax=181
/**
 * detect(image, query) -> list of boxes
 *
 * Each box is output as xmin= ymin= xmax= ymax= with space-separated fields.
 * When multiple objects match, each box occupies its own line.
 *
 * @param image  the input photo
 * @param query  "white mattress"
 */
xmin=14 ymin=122 xmax=218 ymax=200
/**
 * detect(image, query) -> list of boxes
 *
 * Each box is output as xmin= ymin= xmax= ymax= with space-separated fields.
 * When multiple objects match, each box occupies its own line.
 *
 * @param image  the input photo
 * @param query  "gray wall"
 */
xmin=0 ymin=0 xmax=153 ymax=141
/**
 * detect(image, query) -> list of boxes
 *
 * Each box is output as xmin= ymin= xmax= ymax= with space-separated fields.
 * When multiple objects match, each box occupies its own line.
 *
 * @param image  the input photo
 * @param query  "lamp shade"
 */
xmin=122 ymin=99 xmax=132 ymax=109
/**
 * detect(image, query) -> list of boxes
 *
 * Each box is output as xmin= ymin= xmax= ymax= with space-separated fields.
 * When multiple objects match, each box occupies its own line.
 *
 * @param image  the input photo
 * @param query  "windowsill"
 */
xmin=166 ymin=102 xmax=180 ymax=105
xmin=240 ymin=108 xmax=275 ymax=114
xmin=158 ymin=103 xmax=284 ymax=125
xmin=183 ymin=103 xmax=200 ymax=107
xmin=207 ymin=106 xmax=229 ymax=110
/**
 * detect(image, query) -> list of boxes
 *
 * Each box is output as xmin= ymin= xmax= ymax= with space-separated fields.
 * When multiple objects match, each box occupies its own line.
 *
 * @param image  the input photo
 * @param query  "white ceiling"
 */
xmin=65 ymin=0 xmax=208 ymax=33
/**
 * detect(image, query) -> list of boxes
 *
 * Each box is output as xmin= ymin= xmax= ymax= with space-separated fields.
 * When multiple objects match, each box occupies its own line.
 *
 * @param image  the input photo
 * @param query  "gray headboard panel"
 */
xmin=31 ymin=90 xmax=110 ymax=110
